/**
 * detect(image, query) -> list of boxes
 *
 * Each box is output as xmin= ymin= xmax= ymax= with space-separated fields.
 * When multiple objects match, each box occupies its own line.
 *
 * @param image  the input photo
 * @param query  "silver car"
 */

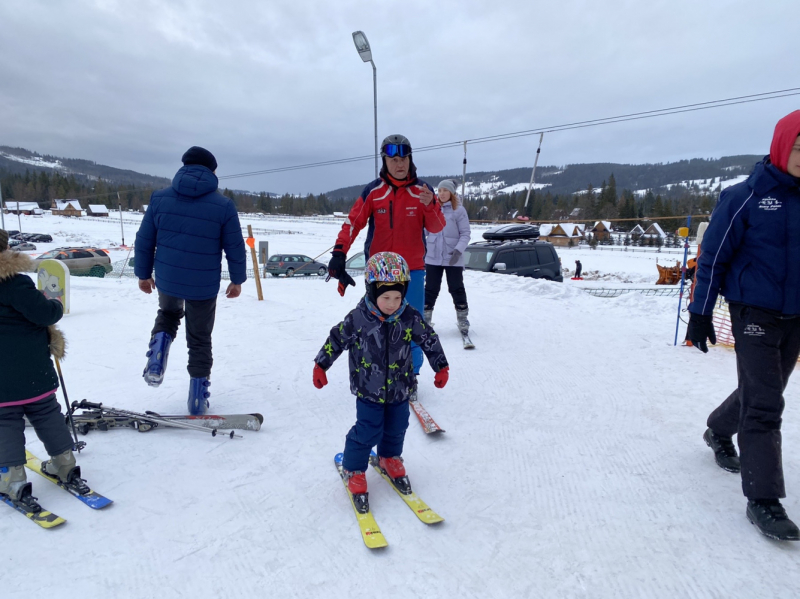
xmin=34 ymin=247 xmax=113 ymax=277
xmin=264 ymin=254 xmax=328 ymax=277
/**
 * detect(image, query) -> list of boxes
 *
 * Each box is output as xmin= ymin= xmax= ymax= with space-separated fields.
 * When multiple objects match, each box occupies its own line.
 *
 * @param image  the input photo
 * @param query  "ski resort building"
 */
xmin=51 ymin=200 xmax=84 ymax=217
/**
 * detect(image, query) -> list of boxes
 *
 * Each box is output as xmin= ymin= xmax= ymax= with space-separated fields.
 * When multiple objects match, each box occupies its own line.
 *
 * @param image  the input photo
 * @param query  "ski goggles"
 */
xmin=382 ymin=143 xmax=412 ymax=158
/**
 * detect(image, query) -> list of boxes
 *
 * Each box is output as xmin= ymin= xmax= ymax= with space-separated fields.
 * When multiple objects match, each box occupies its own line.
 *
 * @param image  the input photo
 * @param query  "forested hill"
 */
xmin=325 ymin=155 xmax=764 ymax=200
xmin=0 ymin=146 xmax=171 ymax=188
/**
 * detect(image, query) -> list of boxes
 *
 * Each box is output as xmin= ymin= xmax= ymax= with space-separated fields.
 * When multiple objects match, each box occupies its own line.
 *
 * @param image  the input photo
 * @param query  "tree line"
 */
xmin=2 ymin=168 xmax=715 ymax=234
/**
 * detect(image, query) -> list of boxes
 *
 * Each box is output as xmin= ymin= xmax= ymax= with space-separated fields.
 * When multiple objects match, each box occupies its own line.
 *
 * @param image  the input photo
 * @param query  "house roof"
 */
xmin=630 ymin=224 xmax=645 ymax=234
xmin=591 ymin=221 xmax=612 ymax=231
xmin=88 ymin=204 xmax=109 ymax=213
xmin=644 ymin=223 xmax=666 ymax=237
xmin=550 ymin=223 xmax=581 ymax=238
xmin=538 ymin=224 xmax=554 ymax=237
xmin=54 ymin=200 xmax=83 ymax=211
xmin=5 ymin=201 xmax=40 ymax=211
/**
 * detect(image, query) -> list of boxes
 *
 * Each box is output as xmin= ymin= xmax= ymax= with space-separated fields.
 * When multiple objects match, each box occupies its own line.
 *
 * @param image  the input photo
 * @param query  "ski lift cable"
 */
xmin=218 ymin=87 xmax=800 ymax=180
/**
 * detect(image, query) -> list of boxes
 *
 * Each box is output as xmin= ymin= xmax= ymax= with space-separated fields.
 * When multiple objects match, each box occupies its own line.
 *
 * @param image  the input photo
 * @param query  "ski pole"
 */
xmin=55 ymin=358 xmax=86 ymax=452
xmin=73 ymin=400 xmax=240 ymax=439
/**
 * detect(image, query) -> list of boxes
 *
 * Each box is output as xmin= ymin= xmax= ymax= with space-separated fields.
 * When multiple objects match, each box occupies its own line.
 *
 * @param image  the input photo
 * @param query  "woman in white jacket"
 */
xmin=424 ymin=180 xmax=472 ymax=342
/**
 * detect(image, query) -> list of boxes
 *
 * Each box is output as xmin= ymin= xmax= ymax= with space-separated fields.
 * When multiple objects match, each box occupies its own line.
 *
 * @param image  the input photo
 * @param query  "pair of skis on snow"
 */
xmin=1 ymin=450 xmax=113 ymax=529
xmin=335 ymin=451 xmax=443 ymax=549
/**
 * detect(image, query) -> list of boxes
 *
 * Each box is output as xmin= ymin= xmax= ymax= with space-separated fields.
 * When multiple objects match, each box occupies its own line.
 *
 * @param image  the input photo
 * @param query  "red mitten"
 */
xmin=313 ymin=364 xmax=328 ymax=389
xmin=434 ymin=366 xmax=449 ymax=389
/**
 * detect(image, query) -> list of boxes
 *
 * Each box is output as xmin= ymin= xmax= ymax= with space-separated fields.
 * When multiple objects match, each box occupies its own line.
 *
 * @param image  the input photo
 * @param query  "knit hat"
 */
xmin=368 ymin=281 xmax=407 ymax=306
xmin=181 ymin=146 xmax=218 ymax=172
xmin=769 ymin=111 xmax=800 ymax=174
xmin=0 ymin=229 xmax=8 ymax=252
xmin=438 ymin=180 xmax=457 ymax=195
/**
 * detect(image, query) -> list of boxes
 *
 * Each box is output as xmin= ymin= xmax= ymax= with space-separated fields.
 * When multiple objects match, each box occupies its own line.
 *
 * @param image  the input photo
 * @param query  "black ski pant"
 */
xmin=706 ymin=303 xmax=800 ymax=499
xmin=152 ymin=291 xmax=217 ymax=379
xmin=0 ymin=394 xmax=74 ymax=468
xmin=424 ymin=265 xmax=468 ymax=311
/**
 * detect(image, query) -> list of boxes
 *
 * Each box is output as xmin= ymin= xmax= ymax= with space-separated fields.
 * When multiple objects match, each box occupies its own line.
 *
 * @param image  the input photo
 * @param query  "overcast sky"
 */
xmin=1 ymin=0 xmax=798 ymax=195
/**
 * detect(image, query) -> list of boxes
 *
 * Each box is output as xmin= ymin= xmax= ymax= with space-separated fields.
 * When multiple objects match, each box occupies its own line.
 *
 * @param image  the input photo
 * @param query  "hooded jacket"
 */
xmin=689 ymin=156 xmax=800 ymax=315
xmin=334 ymin=165 xmax=446 ymax=271
xmin=424 ymin=201 xmax=471 ymax=267
xmin=0 ymin=251 xmax=65 ymax=405
xmin=314 ymin=297 xmax=448 ymax=404
xmin=134 ymin=164 xmax=247 ymax=300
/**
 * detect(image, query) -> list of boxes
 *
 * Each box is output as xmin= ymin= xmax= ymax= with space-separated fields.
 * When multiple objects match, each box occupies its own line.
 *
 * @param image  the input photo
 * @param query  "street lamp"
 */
xmin=352 ymin=30 xmax=378 ymax=179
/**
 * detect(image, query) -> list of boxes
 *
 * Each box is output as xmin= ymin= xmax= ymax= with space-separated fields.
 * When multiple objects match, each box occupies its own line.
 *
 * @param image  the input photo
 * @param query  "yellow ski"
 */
xmin=1 ymin=495 xmax=66 ymax=529
xmin=334 ymin=453 xmax=388 ymax=549
xmin=369 ymin=453 xmax=444 ymax=525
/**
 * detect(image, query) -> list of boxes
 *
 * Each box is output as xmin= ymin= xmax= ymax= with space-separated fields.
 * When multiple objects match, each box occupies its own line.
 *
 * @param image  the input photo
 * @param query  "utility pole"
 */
xmin=0 ymin=178 xmax=5 ymax=230
xmin=117 ymin=192 xmax=125 ymax=246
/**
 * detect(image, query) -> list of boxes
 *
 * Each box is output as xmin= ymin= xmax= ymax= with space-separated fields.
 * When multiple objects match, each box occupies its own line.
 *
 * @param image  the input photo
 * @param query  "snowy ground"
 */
xmin=4 ymin=213 xmax=800 ymax=599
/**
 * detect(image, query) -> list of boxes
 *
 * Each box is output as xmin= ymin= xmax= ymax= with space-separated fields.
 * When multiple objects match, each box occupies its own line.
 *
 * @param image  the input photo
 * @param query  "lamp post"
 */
xmin=352 ymin=31 xmax=378 ymax=179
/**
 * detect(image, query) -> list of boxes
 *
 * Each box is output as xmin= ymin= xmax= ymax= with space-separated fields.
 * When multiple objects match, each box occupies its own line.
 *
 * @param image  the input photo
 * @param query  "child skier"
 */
xmin=0 ymin=229 xmax=90 ymax=514
xmin=313 ymin=252 xmax=450 ymax=513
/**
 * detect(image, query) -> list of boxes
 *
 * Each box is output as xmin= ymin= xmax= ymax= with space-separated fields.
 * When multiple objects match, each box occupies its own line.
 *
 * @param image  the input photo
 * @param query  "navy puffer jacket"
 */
xmin=135 ymin=165 xmax=247 ymax=300
xmin=690 ymin=158 xmax=800 ymax=316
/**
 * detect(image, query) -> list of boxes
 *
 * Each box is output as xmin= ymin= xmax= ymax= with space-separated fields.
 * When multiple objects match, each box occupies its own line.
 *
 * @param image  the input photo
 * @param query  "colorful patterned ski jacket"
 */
xmin=314 ymin=297 xmax=449 ymax=404
xmin=334 ymin=175 xmax=446 ymax=271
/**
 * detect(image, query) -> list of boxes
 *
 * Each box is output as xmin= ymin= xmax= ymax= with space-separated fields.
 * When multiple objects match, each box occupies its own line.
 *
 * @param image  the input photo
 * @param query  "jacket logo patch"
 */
xmin=758 ymin=197 xmax=782 ymax=211
xmin=376 ymin=208 xmax=386 ymax=214
xmin=406 ymin=207 xmax=417 ymax=217
xmin=744 ymin=323 xmax=766 ymax=336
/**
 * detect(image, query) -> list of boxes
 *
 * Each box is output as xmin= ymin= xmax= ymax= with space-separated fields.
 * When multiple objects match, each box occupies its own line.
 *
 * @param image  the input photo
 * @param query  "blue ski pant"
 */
xmin=408 ymin=270 xmax=424 ymax=374
xmin=342 ymin=399 xmax=410 ymax=473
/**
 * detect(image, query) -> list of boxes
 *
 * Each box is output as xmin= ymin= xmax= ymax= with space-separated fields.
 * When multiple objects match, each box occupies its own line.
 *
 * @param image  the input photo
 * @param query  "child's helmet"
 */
xmin=365 ymin=252 xmax=410 ymax=284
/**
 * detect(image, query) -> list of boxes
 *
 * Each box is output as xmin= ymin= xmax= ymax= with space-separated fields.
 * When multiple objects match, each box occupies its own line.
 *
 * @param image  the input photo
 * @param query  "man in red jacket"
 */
xmin=327 ymin=134 xmax=446 ymax=376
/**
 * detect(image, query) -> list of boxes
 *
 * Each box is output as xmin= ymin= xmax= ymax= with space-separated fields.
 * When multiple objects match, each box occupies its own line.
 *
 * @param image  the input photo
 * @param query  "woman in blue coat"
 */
xmin=424 ymin=180 xmax=472 ymax=342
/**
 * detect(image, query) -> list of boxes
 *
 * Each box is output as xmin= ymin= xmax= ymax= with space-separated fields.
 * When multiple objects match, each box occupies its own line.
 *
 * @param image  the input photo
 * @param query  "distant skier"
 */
xmin=573 ymin=260 xmax=583 ymax=280
xmin=0 ymin=229 xmax=91 ymax=513
xmin=687 ymin=110 xmax=800 ymax=541
xmin=135 ymin=146 xmax=247 ymax=415
xmin=313 ymin=252 xmax=449 ymax=513
xmin=325 ymin=134 xmax=446 ymax=379
xmin=424 ymin=179 xmax=473 ymax=346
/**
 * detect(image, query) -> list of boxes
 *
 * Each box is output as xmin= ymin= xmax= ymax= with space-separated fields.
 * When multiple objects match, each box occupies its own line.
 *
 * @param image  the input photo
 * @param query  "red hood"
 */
xmin=769 ymin=110 xmax=800 ymax=173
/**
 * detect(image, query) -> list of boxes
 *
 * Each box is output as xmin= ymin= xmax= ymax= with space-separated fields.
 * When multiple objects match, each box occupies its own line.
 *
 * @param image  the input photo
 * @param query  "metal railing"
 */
xmin=579 ymin=287 xmax=682 ymax=298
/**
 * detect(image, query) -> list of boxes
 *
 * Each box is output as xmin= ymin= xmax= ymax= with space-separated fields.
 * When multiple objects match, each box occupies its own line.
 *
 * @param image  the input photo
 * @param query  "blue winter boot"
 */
xmin=143 ymin=332 xmax=173 ymax=387
xmin=188 ymin=377 xmax=211 ymax=415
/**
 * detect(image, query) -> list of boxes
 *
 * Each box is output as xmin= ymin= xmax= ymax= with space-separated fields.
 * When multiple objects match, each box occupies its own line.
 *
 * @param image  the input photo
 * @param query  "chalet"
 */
xmin=541 ymin=223 xmax=582 ymax=246
xmin=629 ymin=224 xmax=645 ymax=240
xmin=52 ymin=200 xmax=84 ymax=217
xmin=4 ymin=201 xmax=42 ymax=215
xmin=589 ymin=221 xmax=613 ymax=242
xmin=643 ymin=223 xmax=666 ymax=239
xmin=87 ymin=204 xmax=110 ymax=217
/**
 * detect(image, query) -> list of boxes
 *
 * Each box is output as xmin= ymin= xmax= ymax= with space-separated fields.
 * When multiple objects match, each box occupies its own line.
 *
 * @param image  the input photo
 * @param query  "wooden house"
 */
xmin=52 ymin=200 xmax=84 ymax=217
xmin=590 ymin=221 xmax=613 ymax=242
xmin=87 ymin=204 xmax=110 ymax=217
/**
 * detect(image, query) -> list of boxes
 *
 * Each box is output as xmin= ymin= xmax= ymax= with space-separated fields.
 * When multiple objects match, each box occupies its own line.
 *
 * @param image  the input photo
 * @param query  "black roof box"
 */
xmin=482 ymin=224 xmax=540 ymax=241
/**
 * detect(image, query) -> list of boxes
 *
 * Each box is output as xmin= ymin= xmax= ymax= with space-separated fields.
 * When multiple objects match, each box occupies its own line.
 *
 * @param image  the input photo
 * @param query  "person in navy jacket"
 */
xmin=687 ymin=111 xmax=800 ymax=541
xmin=135 ymin=146 xmax=247 ymax=415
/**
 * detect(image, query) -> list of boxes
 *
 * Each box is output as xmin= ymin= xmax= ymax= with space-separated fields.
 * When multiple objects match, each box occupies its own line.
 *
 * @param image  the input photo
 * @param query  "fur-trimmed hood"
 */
xmin=49 ymin=324 xmax=66 ymax=360
xmin=0 ymin=250 xmax=35 ymax=281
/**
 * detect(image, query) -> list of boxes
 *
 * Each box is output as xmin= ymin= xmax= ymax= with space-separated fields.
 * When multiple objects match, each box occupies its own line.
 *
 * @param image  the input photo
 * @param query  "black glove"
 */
xmin=326 ymin=251 xmax=356 ymax=296
xmin=448 ymin=250 xmax=462 ymax=266
xmin=687 ymin=313 xmax=717 ymax=353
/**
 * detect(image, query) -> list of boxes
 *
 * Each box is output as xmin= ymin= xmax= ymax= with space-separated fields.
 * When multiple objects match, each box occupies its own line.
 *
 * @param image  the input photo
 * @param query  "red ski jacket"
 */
xmin=334 ymin=176 xmax=446 ymax=271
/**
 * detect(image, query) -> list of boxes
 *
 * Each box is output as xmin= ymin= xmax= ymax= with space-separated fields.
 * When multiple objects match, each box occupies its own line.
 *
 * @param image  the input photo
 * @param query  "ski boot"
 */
xmin=377 ymin=456 xmax=412 ymax=495
xmin=41 ymin=449 xmax=91 ymax=495
xmin=143 ymin=332 xmax=173 ymax=387
xmin=343 ymin=469 xmax=369 ymax=513
xmin=703 ymin=428 xmax=740 ymax=473
xmin=188 ymin=377 xmax=211 ymax=415
xmin=456 ymin=307 xmax=475 ymax=349
xmin=746 ymin=499 xmax=800 ymax=541
xmin=0 ymin=465 xmax=43 ymax=513
xmin=423 ymin=308 xmax=433 ymax=325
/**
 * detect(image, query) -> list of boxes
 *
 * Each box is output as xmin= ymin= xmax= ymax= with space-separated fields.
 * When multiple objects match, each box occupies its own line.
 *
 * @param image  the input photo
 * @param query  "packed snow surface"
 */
xmin=4 ymin=213 xmax=800 ymax=599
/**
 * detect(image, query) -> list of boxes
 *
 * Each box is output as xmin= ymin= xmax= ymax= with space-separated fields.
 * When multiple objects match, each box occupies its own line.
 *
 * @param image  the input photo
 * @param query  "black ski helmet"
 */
xmin=380 ymin=134 xmax=412 ymax=157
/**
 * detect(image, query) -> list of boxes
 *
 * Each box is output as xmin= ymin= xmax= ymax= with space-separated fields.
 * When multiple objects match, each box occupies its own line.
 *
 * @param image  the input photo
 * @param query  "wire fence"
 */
xmin=579 ymin=287 xmax=683 ymax=298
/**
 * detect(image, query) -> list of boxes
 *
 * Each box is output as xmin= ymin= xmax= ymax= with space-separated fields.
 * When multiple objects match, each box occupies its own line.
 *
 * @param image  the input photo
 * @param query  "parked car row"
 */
xmin=6 ymin=231 xmax=53 ymax=243
xmin=9 ymin=239 xmax=37 ymax=251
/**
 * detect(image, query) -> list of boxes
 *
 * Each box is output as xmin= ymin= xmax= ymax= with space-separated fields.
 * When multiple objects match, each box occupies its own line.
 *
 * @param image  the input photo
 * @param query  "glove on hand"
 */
xmin=687 ymin=313 xmax=717 ymax=353
xmin=434 ymin=366 xmax=449 ymax=389
xmin=326 ymin=251 xmax=356 ymax=296
xmin=313 ymin=364 xmax=328 ymax=389
xmin=448 ymin=250 xmax=462 ymax=266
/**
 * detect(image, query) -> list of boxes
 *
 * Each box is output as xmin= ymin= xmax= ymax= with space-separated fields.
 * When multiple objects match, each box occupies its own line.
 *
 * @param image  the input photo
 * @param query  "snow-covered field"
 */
xmin=4 ymin=213 xmax=800 ymax=599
